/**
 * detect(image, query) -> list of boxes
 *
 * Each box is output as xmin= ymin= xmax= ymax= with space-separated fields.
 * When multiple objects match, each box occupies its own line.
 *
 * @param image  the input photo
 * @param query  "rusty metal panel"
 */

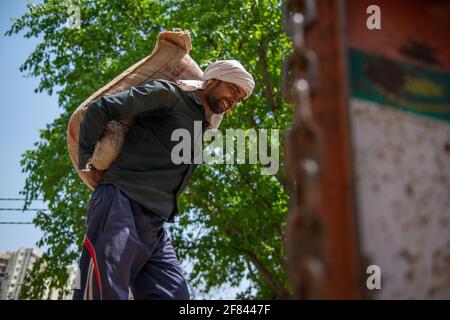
xmin=346 ymin=0 xmax=450 ymax=73
xmin=350 ymin=98 xmax=450 ymax=299
xmin=346 ymin=0 xmax=450 ymax=299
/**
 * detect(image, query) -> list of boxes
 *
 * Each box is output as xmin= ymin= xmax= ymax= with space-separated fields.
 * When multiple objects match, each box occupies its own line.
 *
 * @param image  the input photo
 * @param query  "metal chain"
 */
xmin=282 ymin=0 xmax=327 ymax=299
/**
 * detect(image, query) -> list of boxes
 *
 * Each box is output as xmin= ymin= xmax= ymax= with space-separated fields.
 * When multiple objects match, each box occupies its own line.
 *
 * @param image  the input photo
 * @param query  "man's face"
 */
xmin=204 ymin=79 xmax=247 ymax=114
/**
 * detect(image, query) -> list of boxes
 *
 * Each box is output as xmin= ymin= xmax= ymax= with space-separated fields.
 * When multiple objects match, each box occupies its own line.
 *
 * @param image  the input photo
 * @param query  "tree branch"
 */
xmin=242 ymin=249 xmax=291 ymax=299
xmin=258 ymin=43 xmax=278 ymax=117
xmin=204 ymin=200 xmax=290 ymax=299
xmin=235 ymin=165 xmax=272 ymax=211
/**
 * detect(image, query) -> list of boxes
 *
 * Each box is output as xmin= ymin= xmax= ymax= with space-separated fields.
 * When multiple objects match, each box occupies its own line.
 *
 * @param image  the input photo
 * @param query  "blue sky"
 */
xmin=0 ymin=1 xmax=60 ymax=253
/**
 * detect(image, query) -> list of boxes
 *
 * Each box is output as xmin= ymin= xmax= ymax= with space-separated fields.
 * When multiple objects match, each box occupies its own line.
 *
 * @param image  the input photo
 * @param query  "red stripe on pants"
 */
xmin=84 ymin=237 xmax=102 ymax=299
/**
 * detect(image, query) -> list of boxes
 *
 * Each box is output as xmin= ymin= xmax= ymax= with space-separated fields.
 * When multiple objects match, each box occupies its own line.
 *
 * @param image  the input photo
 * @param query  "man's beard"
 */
xmin=205 ymin=94 xmax=228 ymax=114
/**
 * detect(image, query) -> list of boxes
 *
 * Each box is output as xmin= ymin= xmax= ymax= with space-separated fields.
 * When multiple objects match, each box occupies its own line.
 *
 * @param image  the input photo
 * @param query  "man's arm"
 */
xmin=78 ymin=80 xmax=175 ymax=170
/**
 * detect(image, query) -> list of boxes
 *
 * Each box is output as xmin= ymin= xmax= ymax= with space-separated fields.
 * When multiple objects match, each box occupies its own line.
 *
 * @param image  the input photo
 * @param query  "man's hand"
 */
xmin=82 ymin=166 xmax=104 ymax=188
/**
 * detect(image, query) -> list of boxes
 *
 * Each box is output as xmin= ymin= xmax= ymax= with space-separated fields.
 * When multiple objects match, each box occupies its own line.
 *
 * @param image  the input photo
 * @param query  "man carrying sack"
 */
xmin=73 ymin=60 xmax=255 ymax=300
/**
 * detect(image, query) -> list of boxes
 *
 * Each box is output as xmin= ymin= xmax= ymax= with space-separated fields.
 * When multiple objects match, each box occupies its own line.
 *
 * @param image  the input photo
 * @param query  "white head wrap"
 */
xmin=176 ymin=60 xmax=255 ymax=129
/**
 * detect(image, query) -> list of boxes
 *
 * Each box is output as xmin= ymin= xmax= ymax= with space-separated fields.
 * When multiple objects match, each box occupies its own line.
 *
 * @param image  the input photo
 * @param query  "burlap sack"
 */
xmin=67 ymin=29 xmax=203 ymax=190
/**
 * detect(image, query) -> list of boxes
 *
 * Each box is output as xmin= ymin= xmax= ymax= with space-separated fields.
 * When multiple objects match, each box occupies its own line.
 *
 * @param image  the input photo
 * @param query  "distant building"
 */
xmin=0 ymin=247 xmax=79 ymax=300
xmin=0 ymin=248 xmax=41 ymax=300
xmin=0 ymin=252 xmax=12 ymax=297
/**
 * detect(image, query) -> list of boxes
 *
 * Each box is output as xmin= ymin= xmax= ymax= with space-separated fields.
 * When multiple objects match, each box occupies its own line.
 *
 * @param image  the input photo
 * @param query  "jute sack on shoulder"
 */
xmin=67 ymin=30 xmax=203 ymax=191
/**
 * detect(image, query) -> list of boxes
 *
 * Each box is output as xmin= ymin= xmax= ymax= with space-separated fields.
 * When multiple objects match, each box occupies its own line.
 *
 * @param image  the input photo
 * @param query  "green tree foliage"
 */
xmin=7 ymin=0 xmax=293 ymax=299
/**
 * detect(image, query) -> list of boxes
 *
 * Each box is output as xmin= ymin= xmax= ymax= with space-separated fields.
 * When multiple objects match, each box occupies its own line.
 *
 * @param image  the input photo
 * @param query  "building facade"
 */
xmin=0 ymin=252 xmax=12 ymax=298
xmin=0 ymin=248 xmax=40 ymax=300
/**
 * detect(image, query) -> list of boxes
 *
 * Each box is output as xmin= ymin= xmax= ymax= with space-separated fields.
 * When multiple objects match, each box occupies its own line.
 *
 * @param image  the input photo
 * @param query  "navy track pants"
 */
xmin=73 ymin=183 xmax=190 ymax=300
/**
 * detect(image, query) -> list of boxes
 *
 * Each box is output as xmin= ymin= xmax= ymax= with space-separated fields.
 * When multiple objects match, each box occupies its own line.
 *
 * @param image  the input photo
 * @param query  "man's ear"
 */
xmin=205 ymin=79 xmax=219 ymax=88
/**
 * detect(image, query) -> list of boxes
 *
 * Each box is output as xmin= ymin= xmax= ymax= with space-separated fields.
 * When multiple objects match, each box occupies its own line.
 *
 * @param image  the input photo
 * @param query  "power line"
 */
xmin=0 ymin=198 xmax=44 ymax=201
xmin=0 ymin=222 xmax=34 ymax=225
xmin=0 ymin=208 xmax=48 ymax=211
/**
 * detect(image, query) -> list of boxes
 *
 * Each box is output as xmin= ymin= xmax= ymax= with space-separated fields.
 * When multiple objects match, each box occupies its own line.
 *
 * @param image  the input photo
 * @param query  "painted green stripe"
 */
xmin=349 ymin=48 xmax=450 ymax=123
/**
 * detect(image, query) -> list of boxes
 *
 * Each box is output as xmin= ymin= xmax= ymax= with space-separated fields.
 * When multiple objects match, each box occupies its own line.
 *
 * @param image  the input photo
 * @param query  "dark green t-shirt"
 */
xmin=78 ymin=79 xmax=208 ymax=222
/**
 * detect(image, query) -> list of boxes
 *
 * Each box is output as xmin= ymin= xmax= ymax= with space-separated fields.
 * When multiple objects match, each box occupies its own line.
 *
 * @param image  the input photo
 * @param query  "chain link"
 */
xmin=282 ymin=0 xmax=327 ymax=299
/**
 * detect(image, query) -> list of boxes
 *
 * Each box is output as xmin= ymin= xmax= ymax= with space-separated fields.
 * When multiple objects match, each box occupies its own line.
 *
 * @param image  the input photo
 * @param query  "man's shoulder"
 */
xmin=144 ymin=79 xmax=201 ymax=106
xmin=142 ymin=79 xmax=183 ymax=95
xmin=137 ymin=79 xmax=190 ymax=109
